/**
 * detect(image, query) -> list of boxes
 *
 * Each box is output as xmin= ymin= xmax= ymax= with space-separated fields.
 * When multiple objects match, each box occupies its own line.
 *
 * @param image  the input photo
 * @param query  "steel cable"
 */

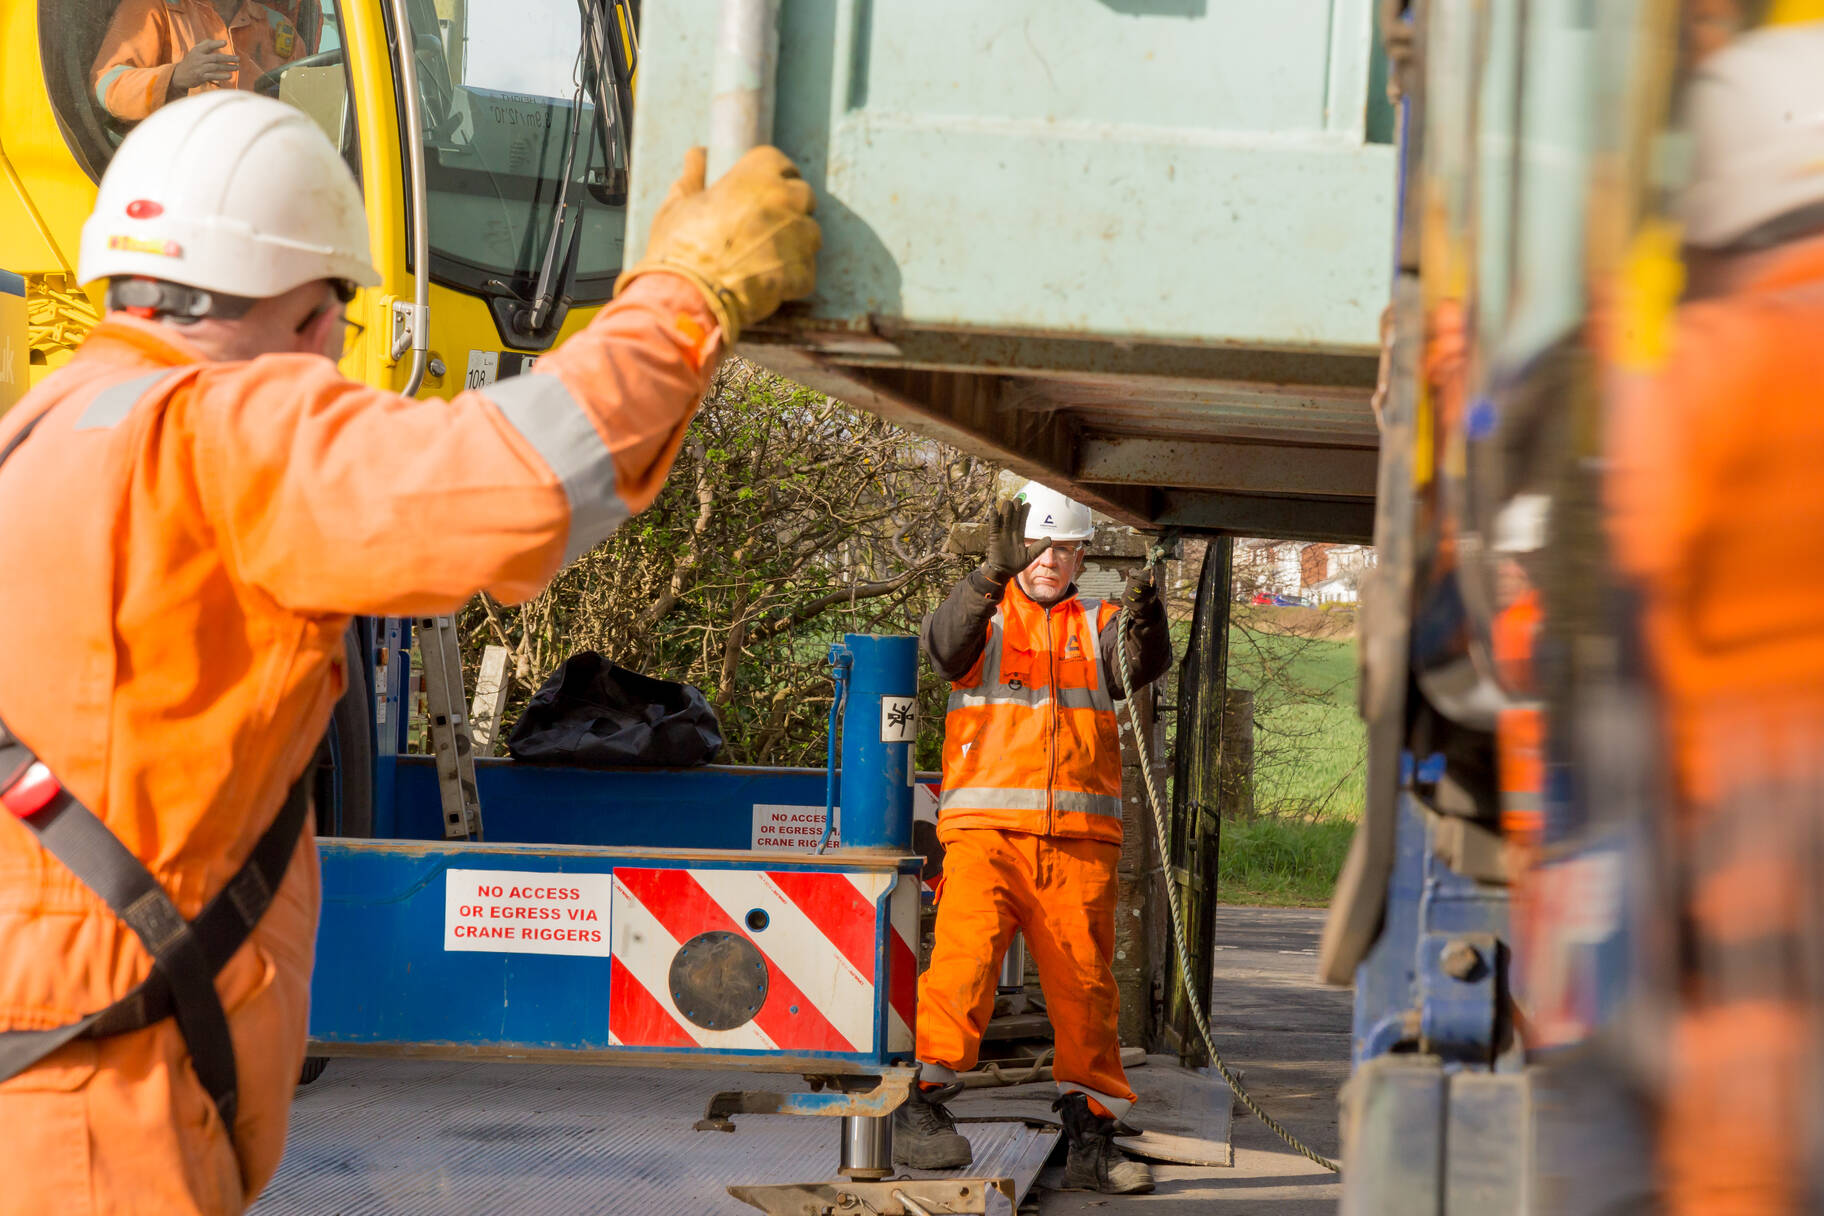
xmin=1117 ymin=609 xmax=1342 ymax=1173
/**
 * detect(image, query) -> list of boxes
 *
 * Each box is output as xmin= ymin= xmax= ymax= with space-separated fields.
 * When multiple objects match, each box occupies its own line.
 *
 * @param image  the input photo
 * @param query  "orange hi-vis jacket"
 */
xmin=0 ymin=274 xmax=720 ymax=1212
xmin=93 ymin=0 xmax=312 ymax=122
xmin=936 ymin=581 xmax=1124 ymax=844
xmin=1607 ymin=238 xmax=1824 ymax=1216
xmin=1608 ymin=239 xmax=1824 ymax=807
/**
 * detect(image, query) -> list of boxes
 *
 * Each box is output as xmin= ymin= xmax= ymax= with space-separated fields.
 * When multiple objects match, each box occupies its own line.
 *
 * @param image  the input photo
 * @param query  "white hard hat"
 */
xmin=79 ymin=92 xmax=380 ymax=295
xmin=1014 ymin=481 xmax=1094 ymax=541
xmin=1490 ymin=492 xmax=1549 ymax=554
xmin=1680 ymin=22 xmax=1824 ymax=250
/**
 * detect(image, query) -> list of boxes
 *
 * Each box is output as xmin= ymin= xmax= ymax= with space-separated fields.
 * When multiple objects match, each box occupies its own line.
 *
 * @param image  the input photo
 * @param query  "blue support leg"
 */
xmin=834 ymin=633 xmax=918 ymax=853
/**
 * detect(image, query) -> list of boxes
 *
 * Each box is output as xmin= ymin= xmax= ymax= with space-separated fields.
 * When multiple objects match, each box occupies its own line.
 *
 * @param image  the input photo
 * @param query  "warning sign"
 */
xmin=880 ymin=696 xmax=917 ymax=742
xmin=752 ymin=803 xmax=839 ymax=851
xmin=914 ymin=781 xmax=940 ymax=825
xmin=444 ymin=869 xmax=615 ymax=957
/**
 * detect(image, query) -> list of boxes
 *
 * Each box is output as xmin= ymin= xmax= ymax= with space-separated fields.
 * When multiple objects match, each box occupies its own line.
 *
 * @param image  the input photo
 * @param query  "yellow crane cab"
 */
xmin=1 ymin=0 xmax=639 ymax=406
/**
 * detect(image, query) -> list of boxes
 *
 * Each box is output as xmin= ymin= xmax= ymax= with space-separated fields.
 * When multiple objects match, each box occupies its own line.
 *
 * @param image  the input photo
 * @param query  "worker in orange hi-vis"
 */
xmin=903 ymin=483 xmax=1171 ymax=1195
xmin=91 ymin=0 xmax=317 ymax=122
xmin=264 ymin=0 xmax=323 ymax=52
xmin=0 ymin=92 xmax=817 ymax=1216
xmin=1604 ymin=22 xmax=1824 ymax=1216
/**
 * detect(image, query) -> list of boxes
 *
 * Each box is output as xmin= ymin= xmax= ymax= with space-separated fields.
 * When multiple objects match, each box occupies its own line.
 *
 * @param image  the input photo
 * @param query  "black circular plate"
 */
xmin=668 ymin=930 xmax=769 ymax=1031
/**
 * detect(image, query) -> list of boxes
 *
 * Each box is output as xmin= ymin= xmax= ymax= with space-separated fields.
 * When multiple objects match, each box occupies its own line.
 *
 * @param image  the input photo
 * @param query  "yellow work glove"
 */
xmin=615 ymin=145 xmax=821 ymax=343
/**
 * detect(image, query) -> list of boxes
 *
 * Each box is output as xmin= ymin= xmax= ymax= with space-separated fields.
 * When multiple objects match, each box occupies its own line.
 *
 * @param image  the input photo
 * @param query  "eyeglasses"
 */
xmin=296 ymin=280 xmax=366 ymax=356
xmin=296 ymin=310 xmax=365 ymax=357
xmin=1044 ymin=541 xmax=1086 ymax=557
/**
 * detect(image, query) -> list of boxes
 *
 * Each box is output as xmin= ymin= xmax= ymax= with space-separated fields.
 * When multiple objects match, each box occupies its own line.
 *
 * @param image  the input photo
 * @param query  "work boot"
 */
xmin=1050 ymin=1092 xmax=1156 ymax=1194
xmin=893 ymin=1081 xmax=973 ymax=1169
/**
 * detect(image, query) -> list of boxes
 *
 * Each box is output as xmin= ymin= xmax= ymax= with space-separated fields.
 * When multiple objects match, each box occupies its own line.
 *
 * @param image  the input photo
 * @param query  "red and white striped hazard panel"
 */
xmin=609 ymin=867 xmax=919 ymax=1055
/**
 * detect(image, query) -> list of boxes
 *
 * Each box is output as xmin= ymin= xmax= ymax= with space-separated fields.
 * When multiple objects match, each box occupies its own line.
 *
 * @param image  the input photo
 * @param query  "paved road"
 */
xmin=1038 ymin=906 xmax=1350 ymax=1214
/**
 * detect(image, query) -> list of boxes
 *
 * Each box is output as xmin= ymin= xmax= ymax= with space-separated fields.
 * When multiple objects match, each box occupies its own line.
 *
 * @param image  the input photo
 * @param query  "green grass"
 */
xmin=1224 ymin=620 xmax=1366 ymax=823
xmin=1216 ymin=814 xmax=1356 ymax=906
xmin=1206 ymin=611 xmax=1365 ymax=905
xmin=1251 ymin=699 xmax=1367 ymax=820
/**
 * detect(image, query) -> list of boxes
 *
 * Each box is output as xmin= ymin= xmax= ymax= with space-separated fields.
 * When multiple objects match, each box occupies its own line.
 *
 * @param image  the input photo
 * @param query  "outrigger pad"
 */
xmin=727 ymin=1177 xmax=1015 ymax=1215
xmin=693 ymin=1067 xmax=917 ymax=1132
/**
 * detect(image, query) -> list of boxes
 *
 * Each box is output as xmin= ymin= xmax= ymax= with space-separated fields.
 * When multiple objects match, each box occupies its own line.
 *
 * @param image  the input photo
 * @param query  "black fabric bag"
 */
xmin=506 ymin=652 xmax=723 ymax=768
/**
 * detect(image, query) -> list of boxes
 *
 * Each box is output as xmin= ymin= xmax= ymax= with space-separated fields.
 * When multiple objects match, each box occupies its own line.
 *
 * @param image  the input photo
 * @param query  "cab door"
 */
xmin=17 ymin=0 xmax=636 ymax=400
xmin=325 ymin=0 xmax=638 ymax=399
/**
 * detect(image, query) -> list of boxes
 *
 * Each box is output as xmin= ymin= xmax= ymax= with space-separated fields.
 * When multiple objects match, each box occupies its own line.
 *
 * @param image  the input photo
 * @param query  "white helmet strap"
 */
xmin=107 ymin=277 xmax=256 ymax=324
xmin=1721 ymin=199 xmax=1824 ymax=255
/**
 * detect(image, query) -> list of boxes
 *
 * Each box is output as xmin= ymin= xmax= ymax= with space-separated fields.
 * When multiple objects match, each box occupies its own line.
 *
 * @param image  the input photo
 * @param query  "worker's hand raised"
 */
xmin=172 ymin=40 xmax=239 ymax=92
xmin=616 ymin=145 xmax=821 ymax=344
xmin=984 ymin=500 xmax=1052 ymax=581
xmin=1122 ymin=567 xmax=1158 ymax=610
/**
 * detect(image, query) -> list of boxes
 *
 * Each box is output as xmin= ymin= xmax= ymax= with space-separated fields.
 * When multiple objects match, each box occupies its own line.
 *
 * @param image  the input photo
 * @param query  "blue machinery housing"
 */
xmin=310 ymin=628 xmax=924 ymax=1077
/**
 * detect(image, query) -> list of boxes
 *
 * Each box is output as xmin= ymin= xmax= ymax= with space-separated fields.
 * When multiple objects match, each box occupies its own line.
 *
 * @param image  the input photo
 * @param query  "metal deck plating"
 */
xmin=255 ymin=1059 xmax=1054 ymax=1215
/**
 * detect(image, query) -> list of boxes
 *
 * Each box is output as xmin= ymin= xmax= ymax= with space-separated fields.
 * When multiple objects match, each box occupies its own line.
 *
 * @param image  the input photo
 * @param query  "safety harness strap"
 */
xmin=20 ymin=779 xmax=236 ymax=1121
xmin=0 ymin=721 xmax=309 ymax=1126
xmin=0 ymin=409 xmax=48 ymax=470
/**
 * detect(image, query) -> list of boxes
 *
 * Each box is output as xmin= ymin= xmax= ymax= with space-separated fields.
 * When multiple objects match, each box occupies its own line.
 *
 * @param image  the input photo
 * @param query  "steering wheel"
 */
xmin=254 ymin=46 xmax=346 ymax=96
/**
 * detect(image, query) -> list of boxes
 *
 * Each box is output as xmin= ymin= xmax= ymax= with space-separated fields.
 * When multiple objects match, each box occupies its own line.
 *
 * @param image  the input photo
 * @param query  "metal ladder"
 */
xmin=416 ymin=615 xmax=483 ymax=840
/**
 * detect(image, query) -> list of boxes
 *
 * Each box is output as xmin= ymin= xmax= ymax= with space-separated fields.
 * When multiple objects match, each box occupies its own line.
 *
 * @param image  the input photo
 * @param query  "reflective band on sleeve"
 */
xmin=481 ymin=372 xmax=629 ymax=564
xmin=75 ymin=369 xmax=178 ymax=431
xmin=95 ymin=64 xmax=132 ymax=106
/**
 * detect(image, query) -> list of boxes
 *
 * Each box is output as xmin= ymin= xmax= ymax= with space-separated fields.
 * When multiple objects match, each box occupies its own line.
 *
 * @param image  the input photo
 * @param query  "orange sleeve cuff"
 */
xmin=615 ymin=271 xmax=728 ymax=372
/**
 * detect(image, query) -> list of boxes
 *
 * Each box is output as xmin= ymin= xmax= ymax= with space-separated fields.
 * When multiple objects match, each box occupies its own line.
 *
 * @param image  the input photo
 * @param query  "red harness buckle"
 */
xmin=0 ymin=761 xmax=61 ymax=819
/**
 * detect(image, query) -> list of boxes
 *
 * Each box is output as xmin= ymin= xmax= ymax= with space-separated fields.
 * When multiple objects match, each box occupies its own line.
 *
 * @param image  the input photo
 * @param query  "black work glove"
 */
xmin=983 ymin=499 xmax=1053 ymax=582
xmin=1122 ymin=567 xmax=1158 ymax=611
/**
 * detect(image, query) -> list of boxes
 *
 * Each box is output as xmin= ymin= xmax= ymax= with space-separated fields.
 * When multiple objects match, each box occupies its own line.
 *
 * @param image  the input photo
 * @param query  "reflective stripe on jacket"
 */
xmin=936 ymin=581 xmax=1124 ymax=843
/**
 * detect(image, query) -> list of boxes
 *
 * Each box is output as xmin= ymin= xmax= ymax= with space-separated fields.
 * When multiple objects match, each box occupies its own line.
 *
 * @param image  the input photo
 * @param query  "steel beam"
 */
xmin=741 ymin=345 xmax=1382 ymax=537
xmin=744 ymin=345 xmax=1157 ymax=526
xmin=1079 ymin=436 xmax=1379 ymax=497
xmin=1149 ymin=491 xmax=1374 ymax=543
xmin=813 ymin=327 xmax=1380 ymax=389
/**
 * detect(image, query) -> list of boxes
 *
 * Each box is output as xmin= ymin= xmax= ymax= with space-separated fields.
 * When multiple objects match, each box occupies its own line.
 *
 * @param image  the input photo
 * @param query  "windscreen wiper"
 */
xmin=519 ymin=76 xmax=589 ymax=336
xmin=514 ymin=1 xmax=627 ymax=341
xmin=580 ymin=0 xmax=631 ymax=203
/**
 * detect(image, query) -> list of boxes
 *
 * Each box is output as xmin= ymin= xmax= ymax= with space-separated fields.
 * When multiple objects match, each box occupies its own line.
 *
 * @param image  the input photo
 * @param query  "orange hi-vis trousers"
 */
xmin=916 ymin=828 xmax=1136 ymax=1118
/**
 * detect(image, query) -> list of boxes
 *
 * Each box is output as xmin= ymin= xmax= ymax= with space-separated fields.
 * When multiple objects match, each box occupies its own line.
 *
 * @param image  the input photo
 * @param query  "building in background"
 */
xmin=1301 ymin=543 xmax=1376 ymax=605
xmin=1231 ymin=539 xmax=1374 ymax=605
xmin=1237 ymin=539 xmax=1307 ymax=600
